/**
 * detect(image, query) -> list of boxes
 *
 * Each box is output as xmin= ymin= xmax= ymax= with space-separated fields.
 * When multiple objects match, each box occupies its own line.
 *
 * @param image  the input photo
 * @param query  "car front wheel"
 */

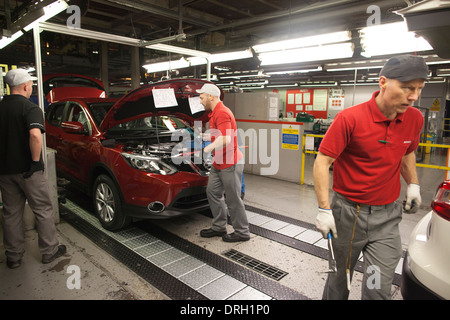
xmin=93 ymin=174 xmax=131 ymax=231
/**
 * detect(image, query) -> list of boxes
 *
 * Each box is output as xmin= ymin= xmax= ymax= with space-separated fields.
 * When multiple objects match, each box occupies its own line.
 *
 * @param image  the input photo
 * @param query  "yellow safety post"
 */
xmin=301 ymin=133 xmax=324 ymax=184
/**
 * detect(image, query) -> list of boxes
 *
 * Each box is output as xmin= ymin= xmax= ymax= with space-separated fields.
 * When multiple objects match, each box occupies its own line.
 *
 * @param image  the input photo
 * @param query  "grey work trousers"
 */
xmin=322 ymin=192 xmax=403 ymax=300
xmin=206 ymin=163 xmax=250 ymax=237
xmin=0 ymin=171 xmax=59 ymax=262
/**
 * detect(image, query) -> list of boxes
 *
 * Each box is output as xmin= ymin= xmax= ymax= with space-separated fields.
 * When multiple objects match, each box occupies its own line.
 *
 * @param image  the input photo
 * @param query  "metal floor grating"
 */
xmin=223 ymin=249 xmax=288 ymax=281
xmin=60 ymin=199 xmax=308 ymax=300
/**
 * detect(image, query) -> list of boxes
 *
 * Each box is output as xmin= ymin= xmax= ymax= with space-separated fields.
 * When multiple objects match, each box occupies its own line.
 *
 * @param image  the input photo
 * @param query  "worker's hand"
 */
xmin=404 ymin=183 xmax=421 ymax=213
xmin=23 ymin=160 xmax=44 ymax=179
xmin=315 ymin=207 xmax=338 ymax=239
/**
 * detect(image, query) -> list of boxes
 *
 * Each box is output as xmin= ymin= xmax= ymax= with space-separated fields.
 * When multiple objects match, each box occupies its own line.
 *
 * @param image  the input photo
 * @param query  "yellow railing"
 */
xmin=301 ymin=133 xmax=450 ymax=184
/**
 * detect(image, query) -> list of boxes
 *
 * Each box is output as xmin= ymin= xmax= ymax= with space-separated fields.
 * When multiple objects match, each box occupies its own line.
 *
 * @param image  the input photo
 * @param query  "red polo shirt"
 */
xmin=319 ymin=91 xmax=423 ymax=205
xmin=208 ymin=101 xmax=243 ymax=169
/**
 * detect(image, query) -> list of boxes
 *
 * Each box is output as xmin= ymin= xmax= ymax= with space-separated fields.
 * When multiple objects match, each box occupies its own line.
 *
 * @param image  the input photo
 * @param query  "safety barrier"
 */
xmin=300 ymin=133 xmax=450 ymax=185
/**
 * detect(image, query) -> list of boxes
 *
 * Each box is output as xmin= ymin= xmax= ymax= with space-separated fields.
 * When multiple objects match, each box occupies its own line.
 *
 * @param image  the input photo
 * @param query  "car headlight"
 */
xmin=121 ymin=153 xmax=177 ymax=175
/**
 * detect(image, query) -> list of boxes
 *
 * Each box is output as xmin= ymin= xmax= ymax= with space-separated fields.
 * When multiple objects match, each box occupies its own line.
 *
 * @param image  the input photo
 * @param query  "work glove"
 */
xmin=23 ymin=161 xmax=44 ymax=179
xmin=315 ymin=207 xmax=338 ymax=239
xmin=403 ymin=183 xmax=421 ymax=214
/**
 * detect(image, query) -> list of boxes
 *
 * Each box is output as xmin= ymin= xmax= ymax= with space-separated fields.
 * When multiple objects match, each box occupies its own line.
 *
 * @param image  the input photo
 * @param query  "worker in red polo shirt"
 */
xmin=196 ymin=83 xmax=250 ymax=242
xmin=313 ymin=55 xmax=428 ymax=300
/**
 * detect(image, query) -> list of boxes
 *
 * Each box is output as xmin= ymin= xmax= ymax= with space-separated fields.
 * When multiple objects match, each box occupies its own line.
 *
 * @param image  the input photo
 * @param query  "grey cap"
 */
xmin=196 ymin=83 xmax=221 ymax=97
xmin=379 ymin=55 xmax=428 ymax=82
xmin=5 ymin=68 xmax=37 ymax=87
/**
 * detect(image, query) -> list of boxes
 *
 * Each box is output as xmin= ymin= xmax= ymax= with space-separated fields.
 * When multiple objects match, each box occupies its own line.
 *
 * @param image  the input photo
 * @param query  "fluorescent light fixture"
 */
xmin=23 ymin=0 xmax=69 ymax=31
xmin=258 ymin=43 xmax=353 ymax=66
xmin=143 ymin=49 xmax=253 ymax=73
xmin=0 ymin=30 xmax=24 ymax=49
xmin=301 ymin=82 xmax=338 ymax=87
xmin=267 ymin=84 xmax=299 ymax=88
xmin=236 ymin=80 xmax=268 ymax=86
xmin=266 ymin=66 xmax=322 ymax=75
xmin=360 ymin=21 xmax=433 ymax=57
xmin=325 ymin=59 xmax=387 ymax=71
xmin=216 ymin=82 xmax=234 ymax=86
xmin=437 ymin=69 xmax=450 ymax=76
xmin=209 ymin=49 xmax=253 ymax=62
xmin=253 ymin=31 xmax=351 ymax=53
xmin=0 ymin=1 xmax=68 ymax=49
xmin=143 ymin=57 xmax=189 ymax=73
xmin=220 ymin=70 xmax=267 ymax=79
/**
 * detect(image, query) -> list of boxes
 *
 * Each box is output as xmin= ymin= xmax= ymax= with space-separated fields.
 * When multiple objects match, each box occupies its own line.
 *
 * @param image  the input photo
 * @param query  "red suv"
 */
xmin=45 ymin=79 xmax=217 ymax=230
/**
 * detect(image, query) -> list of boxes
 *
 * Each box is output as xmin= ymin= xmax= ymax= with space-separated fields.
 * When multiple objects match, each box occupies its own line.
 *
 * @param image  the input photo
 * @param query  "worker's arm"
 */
xmin=29 ymin=128 xmax=43 ymax=162
xmin=203 ymin=135 xmax=231 ymax=153
xmin=313 ymin=151 xmax=335 ymax=209
xmin=401 ymin=151 xmax=421 ymax=212
xmin=400 ymin=151 xmax=419 ymax=185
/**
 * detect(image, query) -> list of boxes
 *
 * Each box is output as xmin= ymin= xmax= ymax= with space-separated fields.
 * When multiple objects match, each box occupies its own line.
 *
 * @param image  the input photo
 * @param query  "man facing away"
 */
xmin=0 ymin=68 xmax=66 ymax=269
xmin=196 ymin=83 xmax=250 ymax=242
xmin=313 ymin=55 xmax=427 ymax=299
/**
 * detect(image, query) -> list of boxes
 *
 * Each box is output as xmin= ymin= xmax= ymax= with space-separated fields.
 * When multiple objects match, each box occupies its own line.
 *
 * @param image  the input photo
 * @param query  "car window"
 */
xmin=66 ymin=103 xmax=91 ymax=134
xmin=87 ymin=102 xmax=114 ymax=127
xmin=46 ymin=102 xmax=66 ymax=126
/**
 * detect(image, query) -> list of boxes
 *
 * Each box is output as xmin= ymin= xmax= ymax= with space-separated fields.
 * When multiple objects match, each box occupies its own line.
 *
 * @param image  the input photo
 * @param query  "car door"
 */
xmin=45 ymin=101 xmax=69 ymax=171
xmin=58 ymin=102 xmax=94 ymax=184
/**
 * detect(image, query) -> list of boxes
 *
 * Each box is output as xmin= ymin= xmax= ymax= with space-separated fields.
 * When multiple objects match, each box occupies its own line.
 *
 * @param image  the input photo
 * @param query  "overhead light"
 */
xmin=23 ymin=0 xmax=69 ymax=31
xmin=0 ymin=30 xmax=24 ymax=49
xmin=220 ymin=70 xmax=266 ymax=79
xmin=143 ymin=57 xmax=189 ymax=73
xmin=142 ymin=49 xmax=253 ymax=73
xmin=267 ymin=83 xmax=299 ymax=88
xmin=360 ymin=21 xmax=433 ymax=57
xmin=301 ymin=82 xmax=338 ymax=87
xmin=437 ymin=69 xmax=450 ymax=77
xmin=187 ymin=49 xmax=253 ymax=65
xmin=258 ymin=43 xmax=354 ymax=66
xmin=0 ymin=0 xmax=68 ymax=49
xmin=266 ymin=66 xmax=322 ymax=75
xmin=139 ymin=33 xmax=186 ymax=46
xmin=236 ymin=80 xmax=268 ymax=86
xmin=253 ymin=31 xmax=351 ymax=53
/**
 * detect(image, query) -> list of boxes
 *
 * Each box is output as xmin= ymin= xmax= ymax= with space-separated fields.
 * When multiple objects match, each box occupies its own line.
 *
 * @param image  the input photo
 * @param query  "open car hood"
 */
xmin=99 ymin=79 xmax=220 ymax=132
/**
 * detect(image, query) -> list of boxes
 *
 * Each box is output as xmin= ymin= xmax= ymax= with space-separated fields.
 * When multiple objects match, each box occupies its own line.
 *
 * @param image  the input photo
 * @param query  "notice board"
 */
xmin=286 ymin=88 xmax=329 ymax=119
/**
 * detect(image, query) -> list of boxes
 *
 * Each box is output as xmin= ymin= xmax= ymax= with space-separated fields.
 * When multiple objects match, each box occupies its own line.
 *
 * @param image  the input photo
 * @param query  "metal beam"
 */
xmin=39 ymin=22 xmax=210 ymax=57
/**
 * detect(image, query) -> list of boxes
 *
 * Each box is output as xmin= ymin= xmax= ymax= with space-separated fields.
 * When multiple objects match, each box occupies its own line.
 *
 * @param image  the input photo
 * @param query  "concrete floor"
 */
xmin=0 ymin=150 xmax=445 ymax=301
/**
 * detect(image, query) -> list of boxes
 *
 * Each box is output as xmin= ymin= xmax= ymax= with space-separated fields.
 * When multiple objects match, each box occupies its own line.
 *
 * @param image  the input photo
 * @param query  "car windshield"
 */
xmin=87 ymin=102 xmax=115 ymax=126
xmin=107 ymin=116 xmax=191 ymax=137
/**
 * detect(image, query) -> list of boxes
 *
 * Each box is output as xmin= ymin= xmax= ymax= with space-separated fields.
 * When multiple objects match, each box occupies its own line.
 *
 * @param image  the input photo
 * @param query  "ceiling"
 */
xmin=0 ymin=0 xmax=449 ymax=92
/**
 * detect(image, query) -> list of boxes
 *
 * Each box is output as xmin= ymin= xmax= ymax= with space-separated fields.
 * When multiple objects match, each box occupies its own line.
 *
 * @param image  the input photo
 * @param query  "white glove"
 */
xmin=315 ymin=208 xmax=338 ymax=239
xmin=404 ymin=183 xmax=421 ymax=213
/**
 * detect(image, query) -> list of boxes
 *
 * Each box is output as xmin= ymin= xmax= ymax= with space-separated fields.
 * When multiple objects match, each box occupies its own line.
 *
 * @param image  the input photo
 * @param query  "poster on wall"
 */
xmin=282 ymin=124 xmax=300 ymax=150
xmin=312 ymin=89 xmax=327 ymax=111
xmin=285 ymin=88 xmax=328 ymax=119
xmin=328 ymin=88 xmax=345 ymax=111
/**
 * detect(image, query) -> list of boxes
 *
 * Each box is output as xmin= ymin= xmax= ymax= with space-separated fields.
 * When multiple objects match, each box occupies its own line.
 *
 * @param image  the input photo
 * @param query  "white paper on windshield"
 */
xmin=188 ymin=96 xmax=205 ymax=114
xmin=152 ymin=88 xmax=178 ymax=108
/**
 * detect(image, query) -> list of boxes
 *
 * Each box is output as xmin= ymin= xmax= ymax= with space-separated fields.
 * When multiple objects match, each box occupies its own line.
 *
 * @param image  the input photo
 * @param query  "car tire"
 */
xmin=93 ymin=174 xmax=131 ymax=231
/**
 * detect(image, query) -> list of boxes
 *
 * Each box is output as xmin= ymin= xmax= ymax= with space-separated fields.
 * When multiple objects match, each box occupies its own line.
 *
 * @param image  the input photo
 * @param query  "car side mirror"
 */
xmin=61 ymin=121 xmax=87 ymax=134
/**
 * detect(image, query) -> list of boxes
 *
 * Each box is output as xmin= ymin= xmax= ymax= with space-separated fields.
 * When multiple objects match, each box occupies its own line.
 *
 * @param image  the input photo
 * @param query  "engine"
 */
xmin=122 ymin=140 xmax=211 ymax=176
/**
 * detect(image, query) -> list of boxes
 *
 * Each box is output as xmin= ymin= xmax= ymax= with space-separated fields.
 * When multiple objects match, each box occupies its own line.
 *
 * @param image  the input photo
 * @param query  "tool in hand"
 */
xmin=403 ymin=199 xmax=418 ymax=213
xmin=327 ymin=232 xmax=337 ymax=273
